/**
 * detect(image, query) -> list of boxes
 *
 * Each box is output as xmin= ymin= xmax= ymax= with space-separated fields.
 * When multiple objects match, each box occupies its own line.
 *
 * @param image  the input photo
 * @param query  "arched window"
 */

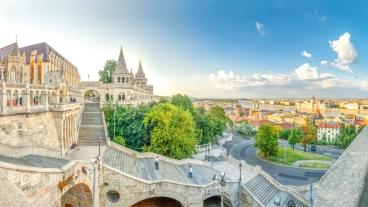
xmin=105 ymin=93 xmax=110 ymax=101
xmin=122 ymin=77 xmax=125 ymax=83
xmin=118 ymin=77 xmax=120 ymax=83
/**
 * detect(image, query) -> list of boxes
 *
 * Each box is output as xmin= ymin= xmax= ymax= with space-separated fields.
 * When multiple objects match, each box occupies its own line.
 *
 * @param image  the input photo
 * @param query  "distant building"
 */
xmin=318 ymin=122 xmax=342 ymax=142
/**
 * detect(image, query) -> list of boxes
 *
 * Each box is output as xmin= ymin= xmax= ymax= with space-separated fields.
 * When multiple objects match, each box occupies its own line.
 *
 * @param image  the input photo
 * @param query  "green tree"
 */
xmin=300 ymin=119 xmax=317 ymax=151
xmin=103 ymin=104 xmax=152 ymax=151
xmin=279 ymin=129 xmax=291 ymax=140
xmin=206 ymin=106 xmax=230 ymax=137
xmin=144 ymin=103 xmax=197 ymax=159
xmin=170 ymin=94 xmax=193 ymax=112
xmin=113 ymin=135 xmax=126 ymax=146
xmin=288 ymin=128 xmax=301 ymax=149
xmin=255 ymin=124 xmax=279 ymax=158
xmin=98 ymin=60 xmax=117 ymax=83
xmin=337 ymin=124 xmax=357 ymax=149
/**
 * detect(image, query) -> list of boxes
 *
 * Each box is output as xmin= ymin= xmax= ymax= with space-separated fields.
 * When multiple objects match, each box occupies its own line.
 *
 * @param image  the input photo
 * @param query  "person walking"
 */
xmin=188 ymin=165 xmax=193 ymax=178
xmin=154 ymin=156 xmax=159 ymax=170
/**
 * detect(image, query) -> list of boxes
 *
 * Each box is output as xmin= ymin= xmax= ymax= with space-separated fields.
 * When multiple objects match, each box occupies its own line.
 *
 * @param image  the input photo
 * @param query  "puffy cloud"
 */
xmin=321 ymin=32 xmax=358 ymax=73
xmin=208 ymin=70 xmax=290 ymax=89
xmin=301 ymin=50 xmax=312 ymax=58
xmin=255 ymin=22 xmax=266 ymax=36
xmin=294 ymin=63 xmax=336 ymax=84
xmin=295 ymin=63 xmax=319 ymax=80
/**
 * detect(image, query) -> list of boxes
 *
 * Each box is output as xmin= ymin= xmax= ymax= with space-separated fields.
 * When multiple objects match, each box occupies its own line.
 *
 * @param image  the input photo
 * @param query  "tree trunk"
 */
xmin=293 ymin=144 xmax=295 ymax=150
xmin=303 ymin=144 xmax=306 ymax=151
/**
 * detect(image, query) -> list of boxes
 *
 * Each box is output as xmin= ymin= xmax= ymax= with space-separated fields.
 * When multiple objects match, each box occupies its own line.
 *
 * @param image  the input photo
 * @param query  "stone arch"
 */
xmin=125 ymin=192 xmax=186 ymax=207
xmin=59 ymin=86 xmax=67 ymax=103
xmin=130 ymin=197 xmax=184 ymax=207
xmin=118 ymin=93 xmax=125 ymax=101
xmin=10 ymin=66 xmax=16 ymax=82
xmin=84 ymin=89 xmax=100 ymax=103
xmin=61 ymin=183 xmax=92 ymax=207
xmin=203 ymin=195 xmax=233 ymax=207
xmin=12 ymin=90 xmax=19 ymax=106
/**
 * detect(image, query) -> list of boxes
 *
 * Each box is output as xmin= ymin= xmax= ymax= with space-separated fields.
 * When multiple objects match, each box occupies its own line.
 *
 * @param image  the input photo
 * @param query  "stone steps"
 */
xmin=102 ymin=147 xmax=219 ymax=185
xmin=77 ymin=103 xmax=107 ymax=146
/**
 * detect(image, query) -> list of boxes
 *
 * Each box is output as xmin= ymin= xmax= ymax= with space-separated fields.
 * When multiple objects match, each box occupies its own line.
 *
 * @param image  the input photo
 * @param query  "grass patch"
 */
xmin=301 ymin=162 xmax=330 ymax=169
xmin=260 ymin=147 xmax=332 ymax=166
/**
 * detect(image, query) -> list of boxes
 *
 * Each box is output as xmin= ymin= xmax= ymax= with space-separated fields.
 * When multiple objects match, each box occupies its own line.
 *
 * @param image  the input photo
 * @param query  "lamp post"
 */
xmin=213 ymin=172 xmax=226 ymax=207
xmin=238 ymin=162 xmax=242 ymax=207
xmin=113 ymin=105 xmax=116 ymax=139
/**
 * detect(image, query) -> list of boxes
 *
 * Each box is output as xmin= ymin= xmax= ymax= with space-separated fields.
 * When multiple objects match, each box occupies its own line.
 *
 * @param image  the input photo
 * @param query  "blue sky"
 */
xmin=0 ymin=0 xmax=367 ymax=98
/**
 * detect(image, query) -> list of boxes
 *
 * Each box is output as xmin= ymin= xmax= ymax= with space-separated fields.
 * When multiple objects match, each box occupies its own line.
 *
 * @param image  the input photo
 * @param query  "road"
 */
xmin=224 ymin=134 xmax=334 ymax=186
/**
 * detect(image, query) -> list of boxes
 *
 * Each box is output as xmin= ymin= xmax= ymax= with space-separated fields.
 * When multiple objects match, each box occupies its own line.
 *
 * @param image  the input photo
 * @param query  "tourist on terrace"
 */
xmin=188 ymin=165 xmax=193 ymax=178
xmin=154 ymin=156 xmax=159 ymax=170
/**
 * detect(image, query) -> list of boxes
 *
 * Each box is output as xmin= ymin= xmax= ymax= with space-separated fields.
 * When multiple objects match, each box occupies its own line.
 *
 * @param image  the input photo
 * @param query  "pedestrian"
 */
xmin=154 ymin=156 xmax=159 ymax=170
xmin=188 ymin=165 xmax=193 ymax=178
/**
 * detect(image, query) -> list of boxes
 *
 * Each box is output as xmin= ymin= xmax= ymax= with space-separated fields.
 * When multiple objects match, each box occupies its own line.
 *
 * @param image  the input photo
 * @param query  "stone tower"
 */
xmin=112 ymin=46 xmax=133 ymax=84
xmin=135 ymin=61 xmax=147 ymax=87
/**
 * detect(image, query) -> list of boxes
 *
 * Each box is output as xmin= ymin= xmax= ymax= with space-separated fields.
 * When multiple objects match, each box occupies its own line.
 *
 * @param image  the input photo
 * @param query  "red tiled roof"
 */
xmin=318 ymin=122 xmax=342 ymax=129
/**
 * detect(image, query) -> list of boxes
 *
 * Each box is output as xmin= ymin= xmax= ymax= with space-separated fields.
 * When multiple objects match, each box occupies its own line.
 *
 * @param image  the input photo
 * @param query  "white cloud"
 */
xmin=295 ymin=63 xmax=319 ymax=80
xmin=208 ymin=70 xmax=290 ymax=89
xmin=321 ymin=32 xmax=358 ymax=73
xmin=255 ymin=22 xmax=266 ymax=36
xmin=301 ymin=50 xmax=312 ymax=58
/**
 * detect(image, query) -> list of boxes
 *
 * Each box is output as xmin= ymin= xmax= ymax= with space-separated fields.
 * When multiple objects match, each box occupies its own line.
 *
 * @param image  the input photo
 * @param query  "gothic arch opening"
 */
xmin=61 ymin=183 xmax=92 ymax=207
xmin=131 ymin=197 xmax=183 ymax=207
xmin=84 ymin=90 xmax=100 ymax=103
xmin=204 ymin=195 xmax=232 ymax=207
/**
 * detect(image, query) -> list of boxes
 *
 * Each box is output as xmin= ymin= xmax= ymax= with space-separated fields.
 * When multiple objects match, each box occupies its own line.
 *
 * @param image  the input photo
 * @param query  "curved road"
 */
xmin=224 ymin=137 xmax=327 ymax=186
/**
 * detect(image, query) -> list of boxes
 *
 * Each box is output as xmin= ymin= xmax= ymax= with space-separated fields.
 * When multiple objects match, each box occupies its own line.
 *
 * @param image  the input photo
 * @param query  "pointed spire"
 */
xmin=114 ymin=46 xmax=129 ymax=74
xmin=135 ymin=60 xmax=146 ymax=79
xmin=138 ymin=61 xmax=144 ymax=73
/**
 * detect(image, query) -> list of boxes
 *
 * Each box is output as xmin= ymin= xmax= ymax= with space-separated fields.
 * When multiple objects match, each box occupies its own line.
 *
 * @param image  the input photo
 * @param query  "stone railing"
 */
xmin=315 ymin=126 xmax=368 ymax=207
xmin=0 ymin=144 xmax=61 ymax=158
xmin=49 ymin=102 xmax=80 ymax=112
xmin=196 ymin=143 xmax=212 ymax=153
xmin=80 ymin=81 xmax=101 ymax=87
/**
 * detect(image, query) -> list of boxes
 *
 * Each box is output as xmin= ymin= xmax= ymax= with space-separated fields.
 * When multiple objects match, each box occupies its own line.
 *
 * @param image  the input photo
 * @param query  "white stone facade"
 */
xmin=317 ymin=122 xmax=342 ymax=142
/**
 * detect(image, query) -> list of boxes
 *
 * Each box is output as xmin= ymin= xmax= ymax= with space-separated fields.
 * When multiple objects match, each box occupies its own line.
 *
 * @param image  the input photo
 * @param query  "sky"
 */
xmin=0 ymin=0 xmax=367 ymax=98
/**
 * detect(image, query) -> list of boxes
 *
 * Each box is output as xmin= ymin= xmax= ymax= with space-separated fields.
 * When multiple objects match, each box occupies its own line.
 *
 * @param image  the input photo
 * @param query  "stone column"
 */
xmin=26 ymin=83 xmax=30 ymax=113
xmin=61 ymin=119 xmax=65 ymax=156
xmin=44 ymin=86 xmax=48 ymax=110
xmin=0 ymin=80 xmax=7 ymax=114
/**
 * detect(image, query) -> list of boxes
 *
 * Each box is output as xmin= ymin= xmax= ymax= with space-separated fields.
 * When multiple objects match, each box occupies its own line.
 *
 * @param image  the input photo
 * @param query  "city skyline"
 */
xmin=0 ymin=0 xmax=367 ymax=98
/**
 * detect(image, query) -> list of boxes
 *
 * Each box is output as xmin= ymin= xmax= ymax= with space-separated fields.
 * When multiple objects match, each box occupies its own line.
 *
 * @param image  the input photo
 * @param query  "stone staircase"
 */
xmin=78 ymin=102 xmax=106 ymax=146
xmin=246 ymin=174 xmax=307 ymax=207
xmin=102 ymin=147 xmax=219 ymax=185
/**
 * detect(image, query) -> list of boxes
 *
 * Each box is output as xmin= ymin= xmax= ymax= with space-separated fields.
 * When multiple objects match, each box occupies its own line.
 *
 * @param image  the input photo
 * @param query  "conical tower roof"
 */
xmin=135 ymin=61 xmax=146 ymax=79
xmin=114 ymin=46 xmax=130 ymax=74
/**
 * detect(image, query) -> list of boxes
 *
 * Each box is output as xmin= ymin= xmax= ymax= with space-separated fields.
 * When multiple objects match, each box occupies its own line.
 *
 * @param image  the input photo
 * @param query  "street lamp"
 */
xmin=113 ymin=105 xmax=116 ymax=139
xmin=82 ymin=157 xmax=100 ymax=207
xmin=238 ymin=163 xmax=242 ymax=207
xmin=213 ymin=172 xmax=226 ymax=207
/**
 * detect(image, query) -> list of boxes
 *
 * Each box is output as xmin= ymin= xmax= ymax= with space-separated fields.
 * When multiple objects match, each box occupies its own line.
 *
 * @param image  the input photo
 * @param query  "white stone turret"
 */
xmin=112 ymin=46 xmax=133 ymax=84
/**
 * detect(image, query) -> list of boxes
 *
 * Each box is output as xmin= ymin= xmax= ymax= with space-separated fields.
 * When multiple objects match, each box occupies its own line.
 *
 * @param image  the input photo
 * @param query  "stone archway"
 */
xmin=130 ymin=197 xmax=184 ymax=207
xmin=204 ymin=195 xmax=233 ymax=207
xmin=61 ymin=183 xmax=92 ymax=207
xmin=84 ymin=90 xmax=100 ymax=103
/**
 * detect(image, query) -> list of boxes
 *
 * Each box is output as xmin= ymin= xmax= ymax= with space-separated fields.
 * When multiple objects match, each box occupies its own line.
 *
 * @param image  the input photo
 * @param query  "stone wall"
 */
xmin=0 ymin=106 xmax=83 ymax=157
xmin=0 ymin=161 xmax=94 ymax=207
xmin=0 ymin=112 xmax=60 ymax=151
xmin=99 ymin=165 xmax=237 ymax=207
xmin=315 ymin=126 xmax=368 ymax=207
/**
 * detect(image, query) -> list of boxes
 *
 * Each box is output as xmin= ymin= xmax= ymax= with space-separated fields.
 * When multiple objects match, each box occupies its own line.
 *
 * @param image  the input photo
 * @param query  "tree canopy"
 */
xmin=300 ymin=119 xmax=317 ymax=151
xmin=102 ymin=93 xmax=231 ymax=159
xmin=288 ymin=128 xmax=302 ymax=149
xmin=98 ymin=60 xmax=117 ymax=83
xmin=144 ymin=103 xmax=197 ymax=159
xmin=255 ymin=124 xmax=279 ymax=158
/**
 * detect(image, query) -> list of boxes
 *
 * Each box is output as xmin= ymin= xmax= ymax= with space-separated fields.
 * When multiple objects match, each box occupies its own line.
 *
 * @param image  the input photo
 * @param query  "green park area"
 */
xmin=264 ymin=147 xmax=332 ymax=168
